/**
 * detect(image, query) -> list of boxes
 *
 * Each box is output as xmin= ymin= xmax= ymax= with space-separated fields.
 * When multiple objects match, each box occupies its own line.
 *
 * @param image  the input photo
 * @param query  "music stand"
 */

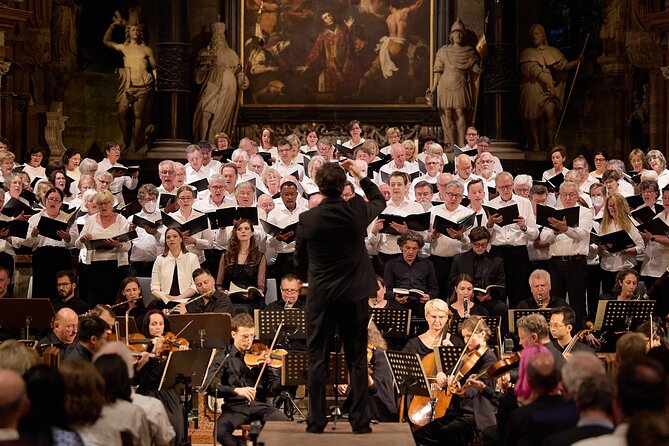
xmin=508 ymin=309 xmax=552 ymax=333
xmin=434 ymin=346 xmax=463 ymax=375
xmin=594 ymin=300 xmax=656 ymax=332
xmin=370 ymin=308 xmax=412 ymax=339
xmin=0 ymin=299 xmax=55 ymax=340
xmin=449 ymin=316 xmax=502 ymax=352
xmin=114 ymin=317 xmax=138 ymax=337
xmin=159 ymin=349 xmax=216 ymax=446
xmin=385 ymin=350 xmax=431 ymax=422
xmin=168 ymin=313 xmax=232 ymax=349
xmin=254 ymin=309 xmax=306 ymax=347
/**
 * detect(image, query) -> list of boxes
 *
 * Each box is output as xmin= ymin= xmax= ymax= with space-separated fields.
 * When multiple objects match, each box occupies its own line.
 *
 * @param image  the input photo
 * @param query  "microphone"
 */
xmin=538 ymin=293 xmax=543 ymax=308
xmin=463 ymin=297 xmax=469 ymax=317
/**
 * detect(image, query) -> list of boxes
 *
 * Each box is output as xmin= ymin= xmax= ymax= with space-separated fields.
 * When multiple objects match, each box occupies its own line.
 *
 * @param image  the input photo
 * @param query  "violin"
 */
xmin=244 ymin=343 xmax=288 ymax=368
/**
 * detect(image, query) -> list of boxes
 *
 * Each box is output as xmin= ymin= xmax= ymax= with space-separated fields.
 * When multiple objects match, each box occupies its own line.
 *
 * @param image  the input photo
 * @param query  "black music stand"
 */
xmin=385 ymin=350 xmax=431 ymax=422
xmin=594 ymin=300 xmax=656 ymax=332
xmin=508 ymin=309 xmax=552 ymax=333
xmin=370 ymin=308 xmax=412 ymax=339
xmin=114 ymin=317 xmax=138 ymax=337
xmin=254 ymin=309 xmax=306 ymax=347
xmin=168 ymin=313 xmax=232 ymax=349
xmin=449 ymin=316 xmax=502 ymax=352
xmin=0 ymin=298 xmax=55 ymax=340
xmin=434 ymin=346 xmax=463 ymax=375
xmin=159 ymin=349 xmax=216 ymax=446
xmin=280 ymin=351 xmax=348 ymax=425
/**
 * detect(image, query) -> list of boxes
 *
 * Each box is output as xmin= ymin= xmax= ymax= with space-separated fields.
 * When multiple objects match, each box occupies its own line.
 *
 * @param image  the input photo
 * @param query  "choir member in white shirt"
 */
xmin=343 ymin=119 xmax=366 ymax=150
xmin=156 ymin=160 xmax=179 ymax=212
xmin=174 ymin=162 xmax=186 ymax=188
xmin=70 ymin=158 xmax=98 ymax=197
xmin=0 ymin=192 xmax=23 ymax=281
xmin=129 ymin=184 xmax=165 ymax=277
xmin=286 ymin=133 xmax=307 ymax=165
xmin=184 ymin=145 xmax=209 ymax=184
xmin=214 ymin=131 xmax=232 ymax=159
xmin=541 ymin=146 xmax=570 ymax=182
xmin=0 ymin=151 xmax=15 ymax=184
xmin=539 ymin=181 xmax=594 ymax=327
xmin=316 ymin=137 xmax=336 ymax=162
xmin=412 ymin=154 xmax=443 ymax=191
xmin=302 ymin=155 xmax=325 ymax=196
xmin=466 ymin=179 xmax=489 ymax=228
xmin=232 ymin=149 xmax=262 ymax=185
xmin=379 ymin=143 xmax=419 ymax=182
xmin=273 ymin=138 xmax=305 ymax=181
xmin=24 ymin=187 xmax=72 ymax=299
xmin=597 ymin=193 xmax=644 ymax=295
xmin=96 ymin=142 xmax=138 ymax=207
xmin=261 ymin=167 xmax=282 ymax=197
xmin=527 ymin=184 xmax=551 ymax=272
xmin=586 ymin=183 xmax=606 ymax=319
xmin=427 ymin=180 xmax=473 ymax=298
xmin=513 ymin=174 xmax=532 ymax=199
xmin=454 ymin=154 xmax=481 ymax=194
xmin=379 ymin=126 xmax=400 ymax=155
xmin=63 ymin=148 xmax=82 ymax=183
xmin=75 ymin=189 xmax=131 ymax=305
xmin=163 ymin=185 xmax=213 ymax=264
xmin=602 ymin=169 xmax=633 ymax=198
xmin=367 ymin=171 xmax=424 ymax=267
xmin=21 ymin=146 xmax=47 ymax=182
xmin=266 ymin=181 xmax=308 ymax=290
xmin=300 ymin=128 xmax=320 ymax=154
xmin=475 ymin=137 xmax=503 ymax=173
xmin=486 ymin=172 xmax=539 ymax=307
xmin=199 ymin=142 xmax=222 ymax=179
xmin=647 ymin=149 xmax=669 ymax=190
xmin=639 ymin=185 xmax=669 ymax=290
xmin=572 ymin=155 xmax=597 ymax=195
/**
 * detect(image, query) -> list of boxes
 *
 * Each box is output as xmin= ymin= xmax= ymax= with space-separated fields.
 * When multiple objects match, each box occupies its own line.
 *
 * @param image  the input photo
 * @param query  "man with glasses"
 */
xmin=266 ymin=274 xmax=304 ymax=310
xmin=539 ymin=181 xmax=593 ymax=328
xmin=412 ymin=154 xmax=443 ymax=192
xmin=513 ymin=174 xmax=532 ymax=198
xmin=571 ymin=155 xmax=596 ymax=195
xmin=549 ymin=306 xmax=593 ymax=355
xmin=37 ymin=307 xmax=79 ymax=358
xmin=487 ymin=172 xmax=538 ymax=308
xmin=427 ymin=180 xmax=473 ymax=298
xmin=232 ymin=149 xmax=262 ymax=185
xmin=54 ymin=270 xmax=90 ymax=314
xmin=157 ymin=160 xmax=179 ymax=212
xmin=62 ymin=316 xmax=110 ymax=362
xmin=449 ymin=226 xmax=508 ymax=331
xmin=454 ymin=154 xmax=480 ymax=194
xmin=475 ymin=136 xmax=503 ymax=173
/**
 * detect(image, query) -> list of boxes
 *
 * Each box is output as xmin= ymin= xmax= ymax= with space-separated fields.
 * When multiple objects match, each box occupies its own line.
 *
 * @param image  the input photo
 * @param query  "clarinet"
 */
xmin=538 ymin=293 xmax=543 ymax=308
xmin=464 ymin=297 xmax=470 ymax=318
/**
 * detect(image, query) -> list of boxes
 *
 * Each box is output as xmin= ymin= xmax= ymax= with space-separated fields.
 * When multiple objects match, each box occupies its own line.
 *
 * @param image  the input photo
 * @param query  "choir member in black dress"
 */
xmin=204 ymin=313 xmax=288 ymax=446
xmin=403 ymin=298 xmax=459 ymax=357
xmin=216 ymin=219 xmax=266 ymax=314
xmin=449 ymin=273 xmax=489 ymax=319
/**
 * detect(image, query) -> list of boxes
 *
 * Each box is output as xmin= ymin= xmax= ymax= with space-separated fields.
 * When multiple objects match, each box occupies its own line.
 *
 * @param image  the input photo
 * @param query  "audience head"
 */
xmin=59 ymin=360 xmax=106 ymax=428
xmin=0 ymin=341 xmax=39 ymax=374
xmin=616 ymin=357 xmax=666 ymax=422
xmin=19 ymin=364 xmax=68 ymax=435
xmin=517 ymin=313 xmax=550 ymax=348
xmin=93 ymin=353 xmax=132 ymax=403
xmin=615 ymin=332 xmax=647 ymax=364
xmin=77 ymin=317 xmax=110 ymax=353
xmin=0 ymin=369 xmax=28 ymax=429
xmin=561 ymin=351 xmax=605 ymax=396
xmin=515 ymin=343 xmax=551 ymax=401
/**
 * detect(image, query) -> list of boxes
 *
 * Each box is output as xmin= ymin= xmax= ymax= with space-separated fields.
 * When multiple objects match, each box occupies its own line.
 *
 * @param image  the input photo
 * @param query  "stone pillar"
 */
xmin=0 ymin=60 xmax=11 ymax=135
xmin=479 ymin=0 xmax=524 ymax=161
xmin=44 ymin=101 xmax=67 ymax=161
xmin=148 ymin=0 xmax=191 ymax=160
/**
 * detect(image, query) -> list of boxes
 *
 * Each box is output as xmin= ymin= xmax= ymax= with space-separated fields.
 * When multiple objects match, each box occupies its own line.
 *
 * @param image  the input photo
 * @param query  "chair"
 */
xmin=265 ymin=278 xmax=277 ymax=305
xmin=136 ymin=277 xmax=153 ymax=306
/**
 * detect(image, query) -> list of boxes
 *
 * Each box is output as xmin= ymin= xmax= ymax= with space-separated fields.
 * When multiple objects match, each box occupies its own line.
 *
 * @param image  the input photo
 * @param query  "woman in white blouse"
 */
xmin=150 ymin=227 xmax=199 ymax=309
xmin=96 ymin=141 xmax=138 ymax=207
xmin=70 ymin=188 xmax=99 ymax=303
xmin=640 ymin=184 xmax=669 ymax=290
xmin=21 ymin=146 xmax=47 ymax=182
xmin=597 ymin=193 xmax=644 ymax=295
xmin=164 ymin=185 xmax=212 ymax=264
xmin=62 ymin=148 xmax=82 ymax=182
xmin=76 ymin=189 xmax=131 ymax=306
xmin=23 ymin=187 xmax=72 ymax=298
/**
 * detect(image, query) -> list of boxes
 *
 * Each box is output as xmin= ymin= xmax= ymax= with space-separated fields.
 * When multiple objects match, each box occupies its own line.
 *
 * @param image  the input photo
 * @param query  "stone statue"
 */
xmin=426 ymin=18 xmax=480 ymax=148
xmin=103 ymin=11 xmax=156 ymax=153
xmin=519 ymin=24 xmax=581 ymax=152
xmin=193 ymin=21 xmax=248 ymax=143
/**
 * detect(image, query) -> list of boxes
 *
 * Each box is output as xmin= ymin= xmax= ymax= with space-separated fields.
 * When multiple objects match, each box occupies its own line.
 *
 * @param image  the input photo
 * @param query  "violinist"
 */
xmin=133 ymin=309 xmax=188 ymax=444
xmin=204 ymin=313 xmax=288 ymax=446
xmin=549 ymin=307 xmax=593 ymax=356
xmin=115 ymin=277 xmax=147 ymax=330
xmin=403 ymin=299 xmax=459 ymax=357
xmin=413 ymin=316 xmax=497 ymax=446
xmin=170 ymin=268 xmax=231 ymax=315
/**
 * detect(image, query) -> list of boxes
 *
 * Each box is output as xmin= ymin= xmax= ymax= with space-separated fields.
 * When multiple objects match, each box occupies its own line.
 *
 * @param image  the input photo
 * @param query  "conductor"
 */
xmin=295 ymin=160 xmax=386 ymax=433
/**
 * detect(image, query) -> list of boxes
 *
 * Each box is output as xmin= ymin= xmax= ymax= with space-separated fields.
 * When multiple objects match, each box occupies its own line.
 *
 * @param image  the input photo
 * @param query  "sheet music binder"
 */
xmin=508 ymin=309 xmax=552 ymax=333
xmin=593 ymin=299 xmax=656 ymax=331
xmin=370 ymin=308 xmax=412 ymax=338
xmin=254 ymin=309 xmax=307 ymax=340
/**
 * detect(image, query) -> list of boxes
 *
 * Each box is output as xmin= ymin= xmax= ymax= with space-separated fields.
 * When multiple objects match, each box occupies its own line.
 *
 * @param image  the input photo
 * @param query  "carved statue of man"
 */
xmin=103 ymin=11 xmax=156 ymax=153
xmin=193 ymin=21 xmax=248 ymax=143
xmin=426 ymin=18 xmax=480 ymax=148
xmin=519 ymin=24 xmax=581 ymax=152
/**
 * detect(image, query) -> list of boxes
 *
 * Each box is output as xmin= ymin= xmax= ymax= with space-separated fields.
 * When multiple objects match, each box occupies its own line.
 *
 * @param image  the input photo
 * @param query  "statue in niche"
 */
xmin=426 ymin=18 xmax=480 ymax=148
xmin=193 ymin=21 xmax=248 ymax=142
xmin=103 ymin=10 xmax=156 ymax=153
xmin=519 ymin=24 xmax=581 ymax=152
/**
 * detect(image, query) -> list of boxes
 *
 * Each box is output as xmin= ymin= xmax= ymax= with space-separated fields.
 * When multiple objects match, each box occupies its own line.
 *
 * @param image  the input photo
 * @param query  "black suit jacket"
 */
xmin=295 ymin=177 xmax=386 ymax=304
xmin=449 ymin=249 xmax=505 ymax=293
xmin=543 ymin=424 xmax=614 ymax=446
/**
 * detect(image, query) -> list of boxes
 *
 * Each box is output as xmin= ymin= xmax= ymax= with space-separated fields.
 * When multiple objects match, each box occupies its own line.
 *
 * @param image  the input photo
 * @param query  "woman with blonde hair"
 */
xmin=402 ymin=298 xmax=458 ymax=357
xmin=597 ymin=193 xmax=644 ymax=295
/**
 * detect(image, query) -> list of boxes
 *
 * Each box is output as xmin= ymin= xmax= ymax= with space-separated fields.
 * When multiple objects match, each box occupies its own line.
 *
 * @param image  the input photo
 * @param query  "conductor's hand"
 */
xmin=235 ymin=387 xmax=256 ymax=402
xmin=395 ymin=294 xmax=409 ymax=305
xmin=371 ymin=219 xmax=384 ymax=235
xmin=341 ymin=159 xmax=361 ymax=178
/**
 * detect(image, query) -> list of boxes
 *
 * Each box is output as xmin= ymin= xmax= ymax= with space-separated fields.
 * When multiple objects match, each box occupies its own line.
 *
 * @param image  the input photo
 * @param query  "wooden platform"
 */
xmin=258 ymin=421 xmax=413 ymax=445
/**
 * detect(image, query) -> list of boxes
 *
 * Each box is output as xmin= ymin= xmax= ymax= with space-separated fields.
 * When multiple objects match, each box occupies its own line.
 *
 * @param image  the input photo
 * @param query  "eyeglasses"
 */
xmin=479 ymin=160 xmax=494 ymax=164
xmin=446 ymin=192 xmax=462 ymax=199
xmin=561 ymin=192 xmax=578 ymax=198
xmin=497 ymin=184 xmax=513 ymax=190
xmin=472 ymin=241 xmax=488 ymax=249
xmin=426 ymin=161 xmax=440 ymax=166
xmin=178 ymin=196 xmax=194 ymax=201
xmin=466 ymin=133 xmax=478 ymax=137
xmin=56 ymin=283 xmax=72 ymax=288
xmin=210 ymin=185 xmax=225 ymax=190
xmin=549 ymin=323 xmax=566 ymax=329
xmin=47 ymin=197 xmax=62 ymax=203
xmin=594 ymin=157 xmax=606 ymax=162
xmin=281 ymin=288 xmax=299 ymax=294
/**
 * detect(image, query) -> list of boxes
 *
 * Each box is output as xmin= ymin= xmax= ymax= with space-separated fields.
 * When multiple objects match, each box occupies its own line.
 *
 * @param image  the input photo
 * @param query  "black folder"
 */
xmin=188 ymin=177 xmax=209 ymax=192
xmin=378 ymin=212 xmax=431 ymax=235
xmin=260 ymin=219 xmax=298 ymax=243
xmin=132 ymin=214 xmax=162 ymax=230
xmin=37 ymin=216 xmax=68 ymax=241
xmin=159 ymin=194 xmax=176 ymax=209
xmin=631 ymin=206 xmax=657 ymax=224
xmin=1 ymin=198 xmax=37 ymax=218
xmin=433 ymin=212 xmax=476 ymax=236
xmin=216 ymin=206 xmax=260 ymax=227
xmin=84 ymin=230 xmax=138 ymax=250
xmin=536 ymin=204 xmax=580 ymax=229
xmin=482 ymin=204 xmax=520 ymax=227
xmin=593 ymin=230 xmax=636 ymax=253
xmin=626 ymin=195 xmax=644 ymax=210
xmin=0 ymin=219 xmax=28 ymax=238
xmin=636 ymin=218 xmax=669 ymax=236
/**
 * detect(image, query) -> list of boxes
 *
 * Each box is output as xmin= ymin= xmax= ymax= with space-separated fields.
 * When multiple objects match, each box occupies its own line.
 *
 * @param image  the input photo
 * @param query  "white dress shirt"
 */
xmin=274 ymin=160 xmax=305 ymax=181
xmin=367 ymin=199 xmax=424 ymax=255
xmin=129 ymin=210 xmax=164 ymax=262
xmin=24 ymin=210 xmax=72 ymax=249
xmin=487 ymin=194 xmax=539 ymax=246
xmin=539 ymin=205 xmax=593 ymax=256
xmin=599 ymin=221 xmax=644 ymax=272
xmin=427 ymin=204 xmax=473 ymax=257
xmin=163 ymin=209 xmax=213 ymax=263
xmin=640 ymin=211 xmax=669 ymax=277
xmin=266 ymin=203 xmax=307 ymax=254
xmin=97 ymin=158 xmax=138 ymax=206
xmin=131 ymin=391 xmax=176 ymax=446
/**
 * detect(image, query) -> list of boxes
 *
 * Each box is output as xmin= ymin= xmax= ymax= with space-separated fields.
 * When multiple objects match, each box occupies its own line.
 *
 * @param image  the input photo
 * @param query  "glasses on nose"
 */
xmin=549 ymin=323 xmax=565 ymax=329
xmin=426 ymin=162 xmax=440 ymax=165
xmin=480 ymin=160 xmax=494 ymax=164
xmin=561 ymin=192 xmax=578 ymax=198
xmin=47 ymin=197 xmax=62 ymax=203
xmin=446 ymin=192 xmax=462 ymax=199
xmin=281 ymin=289 xmax=299 ymax=294
xmin=178 ymin=196 xmax=194 ymax=201
xmin=210 ymin=185 xmax=225 ymax=190
xmin=472 ymin=241 xmax=488 ymax=249
xmin=56 ymin=283 xmax=72 ymax=288
xmin=497 ymin=184 xmax=513 ymax=190
xmin=594 ymin=158 xmax=606 ymax=162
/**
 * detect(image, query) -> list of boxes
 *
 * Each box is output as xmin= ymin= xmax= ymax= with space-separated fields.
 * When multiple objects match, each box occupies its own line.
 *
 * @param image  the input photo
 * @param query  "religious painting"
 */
xmin=240 ymin=0 xmax=434 ymax=107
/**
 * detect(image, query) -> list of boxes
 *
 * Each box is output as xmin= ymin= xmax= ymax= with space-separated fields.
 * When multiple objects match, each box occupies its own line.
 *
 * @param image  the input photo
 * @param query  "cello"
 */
xmin=407 ymin=318 xmax=485 ymax=428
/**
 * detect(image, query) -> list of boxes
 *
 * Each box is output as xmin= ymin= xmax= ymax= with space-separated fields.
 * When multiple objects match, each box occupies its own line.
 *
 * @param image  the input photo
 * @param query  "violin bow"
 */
xmin=253 ymin=322 xmax=284 ymax=391
xmin=174 ymin=320 xmax=193 ymax=339
xmin=449 ymin=317 xmax=484 ymax=379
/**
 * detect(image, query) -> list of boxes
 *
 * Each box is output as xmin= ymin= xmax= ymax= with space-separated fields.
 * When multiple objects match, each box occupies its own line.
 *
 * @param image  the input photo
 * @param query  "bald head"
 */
xmin=54 ymin=308 xmax=78 ymax=345
xmin=528 ymin=352 xmax=560 ymax=394
xmin=0 ymin=369 xmax=27 ymax=429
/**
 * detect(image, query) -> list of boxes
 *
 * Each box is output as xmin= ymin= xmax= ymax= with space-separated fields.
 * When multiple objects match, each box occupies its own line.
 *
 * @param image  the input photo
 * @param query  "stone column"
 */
xmin=148 ymin=0 xmax=191 ymax=160
xmin=479 ymin=0 xmax=524 ymax=161
xmin=0 ymin=60 xmax=10 ymax=135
